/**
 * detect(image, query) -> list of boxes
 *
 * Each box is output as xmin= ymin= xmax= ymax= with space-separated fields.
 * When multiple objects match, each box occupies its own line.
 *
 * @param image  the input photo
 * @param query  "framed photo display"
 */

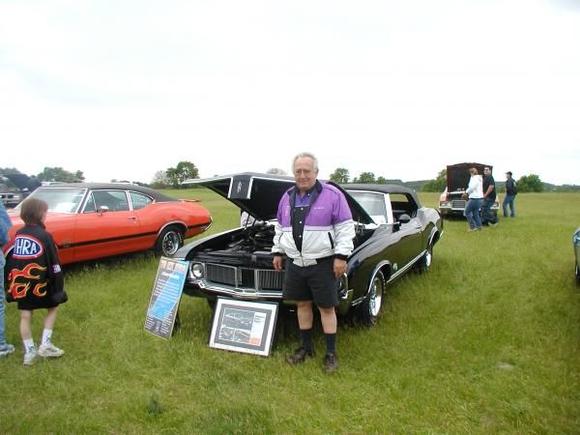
xmin=209 ymin=298 xmax=279 ymax=356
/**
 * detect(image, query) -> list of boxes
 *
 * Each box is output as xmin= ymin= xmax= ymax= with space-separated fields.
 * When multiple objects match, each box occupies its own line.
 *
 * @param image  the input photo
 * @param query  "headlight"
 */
xmin=191 ymin=263 xmax=205 ymax=279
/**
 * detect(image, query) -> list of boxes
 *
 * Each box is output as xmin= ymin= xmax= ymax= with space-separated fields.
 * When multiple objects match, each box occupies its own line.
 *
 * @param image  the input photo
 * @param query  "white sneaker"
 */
xmin=23 ymin=350 xmax=37 ymax=366
xmin=38 ymin=343 xmax=65 ymax=358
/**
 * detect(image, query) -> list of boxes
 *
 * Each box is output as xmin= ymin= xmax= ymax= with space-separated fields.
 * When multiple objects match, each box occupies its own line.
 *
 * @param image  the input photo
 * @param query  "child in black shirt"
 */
xmin=5 ymin=198 xmax=68 ymax=366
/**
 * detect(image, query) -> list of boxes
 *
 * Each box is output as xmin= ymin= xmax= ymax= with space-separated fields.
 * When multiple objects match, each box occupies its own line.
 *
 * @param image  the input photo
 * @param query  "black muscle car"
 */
xmin=176 ymin=173 xmax=443 ymax=325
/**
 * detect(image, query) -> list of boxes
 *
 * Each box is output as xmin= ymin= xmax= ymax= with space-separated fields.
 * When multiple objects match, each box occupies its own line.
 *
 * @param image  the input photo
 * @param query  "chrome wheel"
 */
xmin=162 ymin=230 xmax=182 ymax=256
xmin=369 ymin=275 xmax=384 ymax=317
xmin=424 ymin=245 xmax=432 ymax=269
xmin=357 ymin=270 xmax=385 ymax=326
xmin=415 ymin=243 xmax=433 ymax=273
xmin=155 ymin=226 xmax=184 ymax=257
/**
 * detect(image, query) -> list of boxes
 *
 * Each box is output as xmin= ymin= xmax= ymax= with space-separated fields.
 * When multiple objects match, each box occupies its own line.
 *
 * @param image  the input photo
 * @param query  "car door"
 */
xmin=387 ymin=193 xmax=423 ymax=267
xmin=73 ymin=189 xmax=141 ymax=262
xmin=345 ymin=190 xmax=409 ymax=272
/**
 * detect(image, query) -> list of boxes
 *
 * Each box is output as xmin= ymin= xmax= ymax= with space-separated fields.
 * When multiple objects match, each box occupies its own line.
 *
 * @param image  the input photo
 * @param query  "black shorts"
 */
xmin=283 ymin=257 xmax=339 ymax=308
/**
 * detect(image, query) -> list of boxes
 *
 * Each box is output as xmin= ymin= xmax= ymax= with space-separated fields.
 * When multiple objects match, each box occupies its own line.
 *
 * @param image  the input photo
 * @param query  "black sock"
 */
xmin=300 ymin=329 xmax=313 ymax=353
xmin=325 ymin=333 xmax=336 ymax=355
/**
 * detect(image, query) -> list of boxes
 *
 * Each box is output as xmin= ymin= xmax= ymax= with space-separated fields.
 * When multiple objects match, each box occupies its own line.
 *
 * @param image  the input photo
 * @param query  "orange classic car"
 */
xmin=4 ymin=183 xmax=212 ymax=265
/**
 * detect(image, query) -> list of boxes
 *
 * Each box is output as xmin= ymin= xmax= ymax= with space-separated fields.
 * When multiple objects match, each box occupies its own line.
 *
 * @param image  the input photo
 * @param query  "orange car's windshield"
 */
xmin=18 ymin=188 xmax=87 ymax=213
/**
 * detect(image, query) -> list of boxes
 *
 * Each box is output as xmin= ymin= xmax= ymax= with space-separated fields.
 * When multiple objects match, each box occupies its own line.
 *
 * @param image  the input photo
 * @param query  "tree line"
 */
xmin=2 ymin=164 xmax=576 ymax=193
xmin=0 ymin=167 xmax=85 ymax=183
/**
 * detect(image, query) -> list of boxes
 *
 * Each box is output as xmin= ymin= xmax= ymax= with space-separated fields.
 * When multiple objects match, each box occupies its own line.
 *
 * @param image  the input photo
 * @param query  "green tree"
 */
xmin=422 ymin=169 xmax=447 ymax=192
xmin=0 ymin=167 xmax=22 ymax=176
xmin=166 ymin=161 xmax=199 ymax=188
xmin=150 ymin=170 xmax=170 ymax=189
xmin=37 ymin=167 xmax=84 ymax=183
xmin=355 ymin=172 xmax=376 ymax=184
xmin=376 ymin=176 xmax=387 ymax=184
xmin=329 ymin=168 xmax=350 ymax=184
xmin=517 ymin=174 xmax=543 ymax=193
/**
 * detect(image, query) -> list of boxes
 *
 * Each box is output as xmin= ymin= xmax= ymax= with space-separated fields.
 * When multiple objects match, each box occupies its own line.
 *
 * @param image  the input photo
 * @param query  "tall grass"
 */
xmin=1 ymin=190 xmax=579 ymax=433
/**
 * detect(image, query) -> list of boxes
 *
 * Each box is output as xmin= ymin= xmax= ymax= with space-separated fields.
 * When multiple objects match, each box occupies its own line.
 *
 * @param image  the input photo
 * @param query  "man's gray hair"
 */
xmin=292 ymin=152 xmax=319 ymax=172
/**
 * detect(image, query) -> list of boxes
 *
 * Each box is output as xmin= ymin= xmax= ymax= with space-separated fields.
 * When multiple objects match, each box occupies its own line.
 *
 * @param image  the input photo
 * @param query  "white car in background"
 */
xmin=438 ymin=162 xmax=500 ymax=218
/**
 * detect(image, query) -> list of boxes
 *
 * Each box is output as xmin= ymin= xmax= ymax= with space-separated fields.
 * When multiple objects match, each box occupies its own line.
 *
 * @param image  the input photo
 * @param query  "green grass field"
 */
xmin=2 ymin=189 xmax=579 ymax=433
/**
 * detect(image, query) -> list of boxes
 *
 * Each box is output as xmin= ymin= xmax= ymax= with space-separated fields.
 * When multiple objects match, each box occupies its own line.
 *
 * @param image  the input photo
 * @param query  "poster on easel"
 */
xmin=145 ymin=257 xmax=188 ymax=339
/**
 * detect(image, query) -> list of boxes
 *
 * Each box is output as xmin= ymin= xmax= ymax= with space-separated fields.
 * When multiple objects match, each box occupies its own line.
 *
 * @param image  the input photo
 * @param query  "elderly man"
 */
xmin=272 ymin=152 xmax=355 ymax=373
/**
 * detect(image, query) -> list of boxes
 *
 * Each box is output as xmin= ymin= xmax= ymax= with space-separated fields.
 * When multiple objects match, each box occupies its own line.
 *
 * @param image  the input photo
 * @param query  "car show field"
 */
xmin=1 ymin=188 xmax=579 ymax=433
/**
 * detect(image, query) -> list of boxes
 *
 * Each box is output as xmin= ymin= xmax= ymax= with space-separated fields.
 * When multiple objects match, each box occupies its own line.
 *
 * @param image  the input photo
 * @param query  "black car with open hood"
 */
xmin=176 ymin=173 xmax=443 ymax=325
xmin=186 ymin=172 xmax=373 ymax=225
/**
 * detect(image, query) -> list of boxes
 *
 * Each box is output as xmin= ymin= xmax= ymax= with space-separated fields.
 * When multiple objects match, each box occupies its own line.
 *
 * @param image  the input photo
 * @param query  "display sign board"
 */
xmin=145 ymin=257 xmax=189 ymax=339
xmin=209 ymin=298 xmax=278 ymax=356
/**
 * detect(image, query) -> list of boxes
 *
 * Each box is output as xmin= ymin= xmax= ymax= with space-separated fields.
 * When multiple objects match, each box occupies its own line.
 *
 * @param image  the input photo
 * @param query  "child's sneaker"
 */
xmin=0 ymin=343 xmax=15 ymax=357
xmin=23 ymin=350 xmax=37 ymax=366
xmin=38 ymin=343 xmax=65 ymax=358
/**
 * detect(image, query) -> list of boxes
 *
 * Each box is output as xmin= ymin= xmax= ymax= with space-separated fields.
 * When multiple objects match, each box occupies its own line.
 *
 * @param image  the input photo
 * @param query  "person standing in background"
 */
xmin=0 ymin=200 xmax=15 ymax=358
xmin=503 ymin=171 xmax=517 ymax=217
xmin=463 ymin=167 xmax=483 ymax=232
xmin=481 ymin=167 xmax=499 ymax=227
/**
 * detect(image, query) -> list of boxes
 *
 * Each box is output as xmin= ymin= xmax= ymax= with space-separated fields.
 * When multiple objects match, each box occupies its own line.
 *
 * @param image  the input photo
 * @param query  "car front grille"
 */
xmin=205 ymin=263 xmax=236 ymax=286
xmin=205 ymin=263 xmax=284 ymax=293
xmin=451 ymin=200 xmax=466 ymax=209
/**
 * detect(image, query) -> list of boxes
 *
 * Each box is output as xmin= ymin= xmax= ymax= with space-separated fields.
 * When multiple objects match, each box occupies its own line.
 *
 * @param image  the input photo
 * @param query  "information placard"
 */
xmin=209 ymin=298 xmax=278 ymax=356
xmin=145 ymin=257 xmax=189 ymax=339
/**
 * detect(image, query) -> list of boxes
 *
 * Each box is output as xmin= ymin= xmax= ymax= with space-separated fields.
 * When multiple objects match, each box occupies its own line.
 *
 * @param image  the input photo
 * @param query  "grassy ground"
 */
xmin=1 ymin=189 xmax=579 ymax=433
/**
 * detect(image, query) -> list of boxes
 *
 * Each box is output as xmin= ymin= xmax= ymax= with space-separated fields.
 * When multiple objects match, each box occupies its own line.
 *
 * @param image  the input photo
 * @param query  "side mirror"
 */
xmin=97 ymin=205 xmax=110 ymax=215
xmin=398 ymin=213 xmax=411 ymax=224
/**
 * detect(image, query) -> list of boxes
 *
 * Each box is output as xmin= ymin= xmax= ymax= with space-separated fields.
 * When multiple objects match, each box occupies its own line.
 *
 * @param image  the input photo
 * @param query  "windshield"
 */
xmin=16 ymin=188 xmax=87 ymax=213
xmin=347 ymin=191 xmax=387 ymax=224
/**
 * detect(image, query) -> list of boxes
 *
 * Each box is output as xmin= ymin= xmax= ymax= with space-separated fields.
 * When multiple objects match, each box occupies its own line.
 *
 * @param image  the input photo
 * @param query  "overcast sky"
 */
xmin=1 ymin=0 xmax=579 ymax=185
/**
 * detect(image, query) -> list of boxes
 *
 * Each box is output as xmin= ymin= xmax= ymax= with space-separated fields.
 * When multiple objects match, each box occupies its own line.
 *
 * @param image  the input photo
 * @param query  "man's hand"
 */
xmin=333 ymin=258 xmax=347 ymax=278
xmin=273 ymin=255 xmax=284 ymax=271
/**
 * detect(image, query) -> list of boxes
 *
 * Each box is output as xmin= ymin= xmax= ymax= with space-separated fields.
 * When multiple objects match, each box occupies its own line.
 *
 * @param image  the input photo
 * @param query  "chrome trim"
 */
xmin=194 ymin=280 xmax=283 ymax=299
xmin=358 ymin=260 xmax=390 ymax=303
xmin=157 ymin=220 xmax=188 ymax=237
xmin=351 ymin=296 xmax=365 ymax=306
xmin=387 ymin=251 xmax=425 ymax=283
xmin=190 ymin=262 xmax=285 ymax=299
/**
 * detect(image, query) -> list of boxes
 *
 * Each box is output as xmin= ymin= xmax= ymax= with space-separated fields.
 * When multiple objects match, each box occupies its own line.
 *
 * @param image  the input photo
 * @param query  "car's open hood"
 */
xmin=183 ymin=172 xmax=373 ymax=224
xmin=446 ymin=162 xmax=493 ymax=191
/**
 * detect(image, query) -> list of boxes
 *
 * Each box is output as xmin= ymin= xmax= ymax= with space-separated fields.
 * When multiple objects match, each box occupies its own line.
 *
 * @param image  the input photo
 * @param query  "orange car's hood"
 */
xmin=8 ymin=210 xmax=77 ymax=229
